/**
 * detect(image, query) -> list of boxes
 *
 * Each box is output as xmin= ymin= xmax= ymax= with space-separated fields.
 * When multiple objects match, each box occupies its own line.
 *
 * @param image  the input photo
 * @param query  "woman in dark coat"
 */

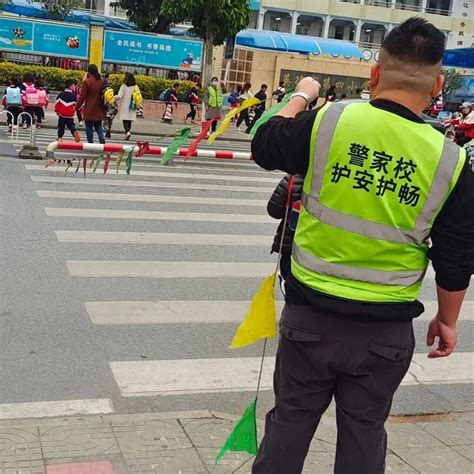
xmin=267 ymin=174 xmax=304 ymax=280
xmin=77 ymin=64 xmax=106 ymax=143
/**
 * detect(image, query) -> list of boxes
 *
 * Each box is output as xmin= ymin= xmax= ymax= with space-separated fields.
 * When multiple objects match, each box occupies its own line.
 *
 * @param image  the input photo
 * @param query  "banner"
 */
xmin=103 ymin=30 xmax=203 ymax=71
xmin=0 ymin=17 xmax=89 ymax=59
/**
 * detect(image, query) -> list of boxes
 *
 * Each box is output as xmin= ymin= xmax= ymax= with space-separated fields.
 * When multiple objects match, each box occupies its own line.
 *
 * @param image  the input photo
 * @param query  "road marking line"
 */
xmin=31 ymin=176 xmax=275 ymax=193
xmin=56 ymin=231 xmax=272 ymax=245
xmin=38 ymin=190 xmax=267 ymax=207
xmin=86 ymin=300 xmax=285 ymax=325
xmin=0 ymin=399 xmax=113 ymax=420
xmin=46 ymin=207 xmax=274 ymax=223
xmin=67 ymin=261 xmax=275 ymax=278
xmin=26 ymin=164 xmax=278 ymax=184
xmin=110 ymin=352 xmax=473 ymax=397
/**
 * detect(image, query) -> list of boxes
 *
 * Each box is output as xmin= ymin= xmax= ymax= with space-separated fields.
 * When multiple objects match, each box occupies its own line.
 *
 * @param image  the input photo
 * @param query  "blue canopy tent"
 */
xmin=443 ymin=48 xmax=474 ymax=69
xmin=235 ymin=29 xmax=363 ymax=59
xmin=2 ymin=0 xmax=135 ymax=30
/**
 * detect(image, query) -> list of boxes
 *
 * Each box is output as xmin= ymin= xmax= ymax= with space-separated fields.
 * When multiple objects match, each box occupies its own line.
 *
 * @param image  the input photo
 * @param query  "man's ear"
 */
xmin=369 ymin=64 xmax=380 ymax=98
xmin=431 ymin=74 xmax=444 ymax=98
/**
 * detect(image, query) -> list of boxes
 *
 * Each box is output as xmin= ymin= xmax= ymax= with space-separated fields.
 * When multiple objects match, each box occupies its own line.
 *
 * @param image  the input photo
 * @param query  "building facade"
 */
xmin=250 ymin=0 xmax=473 ymax=57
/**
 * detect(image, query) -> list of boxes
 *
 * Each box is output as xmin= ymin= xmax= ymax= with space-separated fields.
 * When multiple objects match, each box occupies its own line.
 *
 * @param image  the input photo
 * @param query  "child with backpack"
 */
xmin=161 ymin=83 xmax=179 ymax=124
xmin=2 ymin=77 xmax=25 ymax=131
xmin=21 ymin=73 xmax=42 ymax=129
xmin=34 ymin=79 xmax=49 ymax=129
xmin=115 ymin=72 xmax=142 ymax=140
xmin=184 ymin=83 xmax=201 ymax=124
xmin=55 ymin=79 xmax=81 ymax=142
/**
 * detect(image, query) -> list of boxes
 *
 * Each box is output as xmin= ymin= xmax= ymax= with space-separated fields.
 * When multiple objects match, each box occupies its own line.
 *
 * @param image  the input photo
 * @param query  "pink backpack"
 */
xmin=24 ymin=84 xmax=39 ymax=106
xmin=37 ymin=89 xmax=48 ymax=107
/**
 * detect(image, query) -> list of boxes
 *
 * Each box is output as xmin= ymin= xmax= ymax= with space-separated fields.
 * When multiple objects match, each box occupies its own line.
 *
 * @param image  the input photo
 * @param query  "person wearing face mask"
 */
xmin=205 ymin=76 xmax=223 ymax=133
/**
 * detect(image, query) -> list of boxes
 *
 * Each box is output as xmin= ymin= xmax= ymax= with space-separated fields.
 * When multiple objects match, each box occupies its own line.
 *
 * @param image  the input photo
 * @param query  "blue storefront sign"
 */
xmin=103 ymin=30 xmax=203 ymax=71
xmin=0 ymin=17 xmax=89 ymax=58
xmin=249 ymin=0 xmax=261 ymax=10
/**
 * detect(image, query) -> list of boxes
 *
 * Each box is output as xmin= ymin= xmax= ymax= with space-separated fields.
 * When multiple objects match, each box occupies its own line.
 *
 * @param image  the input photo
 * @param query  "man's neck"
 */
xmin=371 ymin=91 xmax=427 ymax=117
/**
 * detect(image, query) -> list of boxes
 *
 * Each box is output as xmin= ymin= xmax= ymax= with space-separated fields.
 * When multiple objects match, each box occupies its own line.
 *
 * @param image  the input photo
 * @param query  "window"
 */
xmin=221 ymin=48 xmax=254 ymax=93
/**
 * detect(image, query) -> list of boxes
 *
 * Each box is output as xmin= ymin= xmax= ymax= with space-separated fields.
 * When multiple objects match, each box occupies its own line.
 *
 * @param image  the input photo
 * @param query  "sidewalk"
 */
xmin=41 ymin=111 xmax=252 ymax=144
xmin=1 ymin=410 xmax=472 ymax=473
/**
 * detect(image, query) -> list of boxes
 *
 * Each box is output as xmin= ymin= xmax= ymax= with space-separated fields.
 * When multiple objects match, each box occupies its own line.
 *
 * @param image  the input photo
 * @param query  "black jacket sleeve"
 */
xmin=251 ymin=110 xmax=318 ymax=175
xmin=267 ymin=175 xmax=290 ymax=220
xmin=429 ymin=154 xmax=474 ymax=291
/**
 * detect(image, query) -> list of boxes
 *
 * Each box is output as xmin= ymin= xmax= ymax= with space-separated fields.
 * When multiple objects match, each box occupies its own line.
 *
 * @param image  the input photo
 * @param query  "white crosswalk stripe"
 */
xmin=23 ymin=126 xmax=472 ymax=410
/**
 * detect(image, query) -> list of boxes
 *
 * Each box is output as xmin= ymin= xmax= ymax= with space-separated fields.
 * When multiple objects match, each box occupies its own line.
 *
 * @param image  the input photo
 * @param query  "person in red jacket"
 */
xmin=55 ymin=79 xmax=80 ymax=142
xmin=447 ymin=101 xmax=474 ymax=146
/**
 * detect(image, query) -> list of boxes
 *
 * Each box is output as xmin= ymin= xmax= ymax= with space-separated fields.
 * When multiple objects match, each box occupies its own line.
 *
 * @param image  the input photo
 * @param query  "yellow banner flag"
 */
xmin=208 ymin=97 xmax=260 ymax=144
xmin=230 ymin=272 xmax=277 ymax=349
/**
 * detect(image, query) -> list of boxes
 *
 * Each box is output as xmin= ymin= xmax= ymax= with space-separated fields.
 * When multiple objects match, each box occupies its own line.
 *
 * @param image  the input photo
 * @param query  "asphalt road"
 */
xmin=0 ymin=127 xmax=472 ymax=422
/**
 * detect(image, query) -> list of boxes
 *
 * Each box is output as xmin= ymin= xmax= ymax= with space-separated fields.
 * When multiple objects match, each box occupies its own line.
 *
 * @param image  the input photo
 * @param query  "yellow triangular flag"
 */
xmin=208 ymin=97 xmax=260 ymax=144
xmin=230 ymin=272 xmax=277 ymax=349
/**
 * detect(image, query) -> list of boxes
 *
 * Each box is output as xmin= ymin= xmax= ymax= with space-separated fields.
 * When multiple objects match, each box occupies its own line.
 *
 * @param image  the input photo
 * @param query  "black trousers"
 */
xmin=57 ymin=117 xmax=77 ymax=139
xmin=253 ymin=303 xmax=415 ymax=474
xmin=123 ymin=120 xmax=132 ymax=134
xmin=236 ymin=108 xmax=250 ymax=128
xmin=246 ymin=108 xmax=263 ymax=133
xmin=186 ymin=103 xmax=196 ymax=120
xmin=6 ymin=106 xmax=22 ymax=126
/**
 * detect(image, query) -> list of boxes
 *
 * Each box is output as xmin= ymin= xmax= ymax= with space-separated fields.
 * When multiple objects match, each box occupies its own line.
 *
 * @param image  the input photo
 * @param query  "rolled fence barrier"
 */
xmin=46 ymin=141 xmax=252 ymax=161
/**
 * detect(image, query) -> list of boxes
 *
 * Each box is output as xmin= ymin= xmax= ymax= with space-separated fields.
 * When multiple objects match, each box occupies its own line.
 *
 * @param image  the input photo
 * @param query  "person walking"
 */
xmin=446 ymin=101 xmax=473 ymax=147
xmin=2 ymin=77 xmax=25 ymax=132
xmin=34 ymin=79 xmax=48 ymax=129
xmin=73 ymin=79 xmax=84 ymax=126
xmin=115 ymin=72 xmax=140 ymax=140
xmin=251 ymin=18 xmax=473 ymax=474
xmin=246 ymin=83 xmax=267 ymax=133
xmin=184 ymin=83 xmax=201 ymax=124
xmin=55 ymin=79 xmax=80 ymax=142
xmin=21 ymin=73 xmax=40 ymax=129
xmin=162 ymin=83 xmax=179 ymax=124
xmin=77 ymin=64 xmax=106 ymax=144
xmin=205 ymin=77 xmax=223 ymax=133
xmin=273 ymin=81 xmax=286 ymax=103
xmin=235 ymin=82 xmax=252 ymax=131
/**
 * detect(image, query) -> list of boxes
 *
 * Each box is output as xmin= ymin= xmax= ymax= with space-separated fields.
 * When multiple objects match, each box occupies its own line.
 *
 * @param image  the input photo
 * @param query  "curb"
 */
xmin=38 ymin=123 xmax=252 ymax=144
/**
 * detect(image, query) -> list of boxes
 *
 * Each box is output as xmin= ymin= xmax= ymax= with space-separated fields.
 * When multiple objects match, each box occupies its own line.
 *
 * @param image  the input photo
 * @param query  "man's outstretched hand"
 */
xmin=426 ymin=316 xmax=457 ymax=358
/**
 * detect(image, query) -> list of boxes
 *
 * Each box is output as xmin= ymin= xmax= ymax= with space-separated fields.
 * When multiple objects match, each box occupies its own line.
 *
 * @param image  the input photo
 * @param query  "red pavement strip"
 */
xmin=46 ymin=460 xmax=114 ymax=474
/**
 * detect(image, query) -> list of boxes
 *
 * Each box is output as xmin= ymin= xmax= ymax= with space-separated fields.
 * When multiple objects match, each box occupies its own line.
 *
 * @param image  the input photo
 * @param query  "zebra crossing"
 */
xmin=7 ymin=124 xmax=473 ymax=418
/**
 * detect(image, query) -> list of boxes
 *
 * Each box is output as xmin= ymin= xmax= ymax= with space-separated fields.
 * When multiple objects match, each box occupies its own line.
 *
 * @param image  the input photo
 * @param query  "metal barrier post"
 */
xmin=18 ymin=112 xmax=42 ymax=160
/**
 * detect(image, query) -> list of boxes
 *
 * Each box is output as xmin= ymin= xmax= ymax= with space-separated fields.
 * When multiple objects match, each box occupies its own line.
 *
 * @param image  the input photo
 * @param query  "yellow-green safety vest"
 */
xmin=208 ymin=86 xmax=223 ymax=107
xmin=292 ymin=101 xmax=465 ymax=303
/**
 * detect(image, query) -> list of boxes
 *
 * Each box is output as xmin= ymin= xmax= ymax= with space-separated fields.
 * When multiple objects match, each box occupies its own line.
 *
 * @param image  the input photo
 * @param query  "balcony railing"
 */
xmin=394 ymin=2 xmax=422 ymax=12
xmin=425 ymin=7 xmax=451 ymax=16
xmin=358 ymin=41 xmax=383 ymax=49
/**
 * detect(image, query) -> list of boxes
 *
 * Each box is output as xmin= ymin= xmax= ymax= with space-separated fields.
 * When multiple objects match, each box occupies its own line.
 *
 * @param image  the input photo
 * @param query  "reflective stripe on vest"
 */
xmin=293 ymin=246 xmax=425 ymax=287
xmin=304 ymin=101 xmax=462 ymax=245
xmin=208 ymin=86 xmax=223 ymax=107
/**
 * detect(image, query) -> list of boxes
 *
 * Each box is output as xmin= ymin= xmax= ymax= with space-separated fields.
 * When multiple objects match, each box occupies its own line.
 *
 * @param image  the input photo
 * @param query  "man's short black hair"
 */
xmin=65 ymin=79 xmax=75 ymax=89
xmin=382 ymin=17 xmax=445 ymax=65
xmin=261 ymin=84 xmax=268 ymax=89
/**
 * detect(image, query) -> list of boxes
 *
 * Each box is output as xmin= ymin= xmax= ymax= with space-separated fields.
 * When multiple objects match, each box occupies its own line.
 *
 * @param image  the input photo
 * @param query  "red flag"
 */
xmin=135 ymin=141 xmax=150 ymax=158
xmin=103 ymin=153 xmax=111 ymax=174
xmin=185 ymin=119 xmax=215 ymax=161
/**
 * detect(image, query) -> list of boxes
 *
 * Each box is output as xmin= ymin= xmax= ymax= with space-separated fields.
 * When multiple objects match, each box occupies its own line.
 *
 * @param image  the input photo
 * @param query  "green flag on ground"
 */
xmin=216 ymin=398 xmax=258 ymax=462
xmin=125 ymin=150 xmax=134 ymax=175
xmin=161 ymin=127 xmax=191 ymax=165
xmin=249 ymin=89 xmax=295 ymax=138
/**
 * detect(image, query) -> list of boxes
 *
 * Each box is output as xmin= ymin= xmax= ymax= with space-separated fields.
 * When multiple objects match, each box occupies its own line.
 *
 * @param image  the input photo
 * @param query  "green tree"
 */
xmin=111 ymin=0 xmax=170 ymax=33
xmin=28 ymin=0 xmax=83 ymax=21
xmin=160 ymin=0 xmax=252 ymax=85
xmin=442 ymin=67 xmax=464 ymax=100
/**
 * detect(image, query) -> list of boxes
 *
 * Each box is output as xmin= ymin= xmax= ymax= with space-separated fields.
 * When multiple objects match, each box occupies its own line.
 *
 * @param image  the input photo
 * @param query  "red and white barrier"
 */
xmin=46 ymin=141 xmax=252 ymax=160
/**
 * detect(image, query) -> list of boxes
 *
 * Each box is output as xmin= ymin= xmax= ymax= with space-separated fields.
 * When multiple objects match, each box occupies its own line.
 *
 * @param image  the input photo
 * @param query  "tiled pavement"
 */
xmin=0 ymin=410 xmax=472 ymax=473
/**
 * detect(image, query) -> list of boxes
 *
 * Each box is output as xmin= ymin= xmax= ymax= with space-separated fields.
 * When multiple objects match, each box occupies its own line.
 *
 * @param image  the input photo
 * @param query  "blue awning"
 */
xmin=236 ymin=29 xmax=363 ymax=59
xmin=2 ymin=0 xmax=135 ymax=30
xmin=443 ymin=48 xmax=474 ymax=69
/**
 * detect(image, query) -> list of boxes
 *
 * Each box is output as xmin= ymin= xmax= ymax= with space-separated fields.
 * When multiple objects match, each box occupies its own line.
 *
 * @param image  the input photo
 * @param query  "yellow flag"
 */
xmin=230 ymin=272 xmax=277 ymax=349
xmin=115 ymin=150 xmax=125 ymax=173
xmin=208 ymin=97 xmax=260 ymax=144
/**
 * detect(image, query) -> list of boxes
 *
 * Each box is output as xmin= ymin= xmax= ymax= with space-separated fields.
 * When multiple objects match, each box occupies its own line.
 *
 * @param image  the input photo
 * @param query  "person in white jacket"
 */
xmin=115 ymin=72 xmax=139 ymax=140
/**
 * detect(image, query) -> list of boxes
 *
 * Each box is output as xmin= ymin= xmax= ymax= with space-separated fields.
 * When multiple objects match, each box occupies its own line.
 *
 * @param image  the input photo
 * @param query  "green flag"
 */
xmin=249 ymin=89 xmax=295 ymax=137
xmin=93 ymin=153 xmax=103 ymax=173
xmin=125 ymin=150 xmax=134 ymax=175
xmin=216 ymin=398 xmax=258 ymax=462
xmin=161 ymin=127 xmax=191 ymax=165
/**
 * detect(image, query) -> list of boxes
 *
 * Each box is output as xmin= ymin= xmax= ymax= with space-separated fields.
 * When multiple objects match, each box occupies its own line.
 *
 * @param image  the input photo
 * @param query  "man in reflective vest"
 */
xmin=251 ymin=18 xmax=473 ymax=474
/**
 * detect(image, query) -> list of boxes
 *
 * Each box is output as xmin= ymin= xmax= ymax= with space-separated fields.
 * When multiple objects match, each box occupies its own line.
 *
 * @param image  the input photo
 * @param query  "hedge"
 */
xmin=0 ymin=62 xmax=196 ymax=100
